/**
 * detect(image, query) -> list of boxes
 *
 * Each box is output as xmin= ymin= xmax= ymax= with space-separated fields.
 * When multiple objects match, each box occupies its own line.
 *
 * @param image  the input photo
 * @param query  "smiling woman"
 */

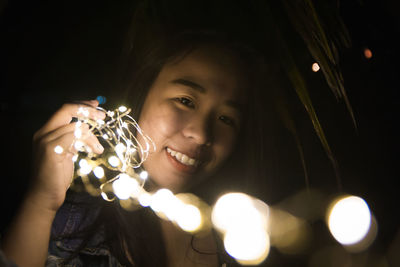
xmin=139 ymin=44 xmax=247 ymax=193
xmin=1 ymin=30 xmax=273 ymax=267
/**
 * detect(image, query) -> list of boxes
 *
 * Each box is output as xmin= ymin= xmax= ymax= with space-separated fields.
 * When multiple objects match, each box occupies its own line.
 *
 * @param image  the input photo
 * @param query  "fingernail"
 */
xmin=97 ymin=143 xmax=104 ymax=153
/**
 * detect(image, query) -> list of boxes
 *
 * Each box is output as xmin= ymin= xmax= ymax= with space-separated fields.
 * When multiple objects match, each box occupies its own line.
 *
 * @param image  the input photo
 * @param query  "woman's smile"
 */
xmin=165 ymin=147 xmax=199 ymax=173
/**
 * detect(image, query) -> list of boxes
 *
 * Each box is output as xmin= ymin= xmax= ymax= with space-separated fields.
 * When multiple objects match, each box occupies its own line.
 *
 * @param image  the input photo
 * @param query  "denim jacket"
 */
xmin=46 ymin=191 xmax=125 ymax=266
xmin=46 ymin=191 xmax=236 ymax=267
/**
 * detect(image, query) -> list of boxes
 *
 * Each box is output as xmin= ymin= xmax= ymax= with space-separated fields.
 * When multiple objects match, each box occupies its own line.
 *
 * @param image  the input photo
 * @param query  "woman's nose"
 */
xmin=182 ymin=115 xmax=212 ymax=146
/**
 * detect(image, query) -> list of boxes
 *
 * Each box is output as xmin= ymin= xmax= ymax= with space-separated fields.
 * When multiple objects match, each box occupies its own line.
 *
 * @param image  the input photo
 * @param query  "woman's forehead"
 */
xmin=161 ymin=45 xmax=248 ymax=99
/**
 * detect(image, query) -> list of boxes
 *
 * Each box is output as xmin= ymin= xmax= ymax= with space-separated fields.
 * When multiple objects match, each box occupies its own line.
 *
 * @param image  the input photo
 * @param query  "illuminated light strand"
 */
xmin=58 ymin=105 xmax=375 ymax=265
xmin=69 ymin=106 xmax=155 ymax=202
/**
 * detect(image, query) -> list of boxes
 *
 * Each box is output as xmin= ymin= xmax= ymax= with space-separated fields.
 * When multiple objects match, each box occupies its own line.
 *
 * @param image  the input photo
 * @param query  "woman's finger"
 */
xmin=39 ymin=122 xmax=88 ymax=144
xmin=34 ymin=101 xmax=105 ymax=140
xmin=44 ymin=129 xmax=104 ymax=156
xmin=82 ymin=133 xmax=105 ymax=155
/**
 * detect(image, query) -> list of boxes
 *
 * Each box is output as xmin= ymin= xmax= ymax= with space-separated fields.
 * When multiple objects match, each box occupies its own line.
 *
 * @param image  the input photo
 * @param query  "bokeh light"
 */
xmin=212 ymin=193 xmax=270 ymax=264
xmin=150 ymin=188 xmax=175 ymax=213
xmin=54 ymin=145 xmax=63 ymax=154
xmin=224 ymin=227 xmax=270 ymax=265
xmin=96 ymin=95 xmax=107 ymax=104
xmin=312 ymin=62 xmax=320 ymax=72
xmin=364 ymin=47 xmax=373 ymax=59
xmin=108 ymin=155 xmax=120 ymax=167
xmin=93 ymin=166 xmax=105 ymax=179
xmin=175 ymin=204 xmax=202 ymax=232
xmin=112 ymin=174 xmax=139 ymax=200
xmin=78 ymin=159 xmax=92 ymax=175
xmin=118 ymin=106 xmax=128 ymax=113
xmin=138 ymin=192 xmax=152 ymax=207
xmin=140 ymin=170 xmax=148 ymax=180
xmin=327 ymin=195 xmax=372 ymax=245
xmin=212 ymin=193 xmax=268 ymax=232
xmin=268 ymin=207 xmax=311 ymax=254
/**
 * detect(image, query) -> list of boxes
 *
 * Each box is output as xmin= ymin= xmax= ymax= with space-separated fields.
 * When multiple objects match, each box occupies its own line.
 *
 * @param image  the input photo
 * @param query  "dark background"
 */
xmin=0 ymin=0 xmax=398 ymax=266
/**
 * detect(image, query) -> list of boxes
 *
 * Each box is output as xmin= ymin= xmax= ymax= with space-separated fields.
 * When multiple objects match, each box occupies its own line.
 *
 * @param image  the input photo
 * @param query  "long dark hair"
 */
xmin=62 ymin=30 xmax=279 ymax=266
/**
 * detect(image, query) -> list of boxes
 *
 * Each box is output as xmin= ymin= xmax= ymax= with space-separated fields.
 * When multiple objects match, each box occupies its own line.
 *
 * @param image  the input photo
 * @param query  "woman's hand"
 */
xmin=28 ymin=100 xmax=105 ymax=212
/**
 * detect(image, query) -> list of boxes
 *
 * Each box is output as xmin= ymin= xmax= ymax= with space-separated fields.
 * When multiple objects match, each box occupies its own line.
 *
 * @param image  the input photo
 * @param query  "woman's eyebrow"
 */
xmin=171 ymin=78 xmax=206 ymax=93
xmin=227 ymin=100 xmax=244 ymax=112
xmin=172 ymin=78 xmax=244 ymax=112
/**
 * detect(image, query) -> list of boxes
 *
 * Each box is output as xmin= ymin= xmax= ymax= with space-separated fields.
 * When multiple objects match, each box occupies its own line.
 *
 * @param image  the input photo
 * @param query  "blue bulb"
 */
xmin=96 ymin=95 xmax=107 ymax=105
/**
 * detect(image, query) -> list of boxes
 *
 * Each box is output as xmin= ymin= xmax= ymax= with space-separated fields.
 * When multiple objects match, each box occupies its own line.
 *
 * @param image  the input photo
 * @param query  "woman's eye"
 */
xmin=177 ymin=97 xmax=195 ymax=108
xmin=219 ymin=115 xmax=236 ymax=127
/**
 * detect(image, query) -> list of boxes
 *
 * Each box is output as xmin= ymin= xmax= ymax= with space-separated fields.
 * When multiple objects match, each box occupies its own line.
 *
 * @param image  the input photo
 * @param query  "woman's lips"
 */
xmin=165 ymin=148 xmax=198 ymax=174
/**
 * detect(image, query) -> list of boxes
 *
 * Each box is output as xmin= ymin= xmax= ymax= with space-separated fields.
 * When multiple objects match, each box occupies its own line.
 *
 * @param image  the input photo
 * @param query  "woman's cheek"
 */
xmin=155 ymin=104 xmax=185 ymax=139
xmin=215 ymin=127 xmax=238 ymax=161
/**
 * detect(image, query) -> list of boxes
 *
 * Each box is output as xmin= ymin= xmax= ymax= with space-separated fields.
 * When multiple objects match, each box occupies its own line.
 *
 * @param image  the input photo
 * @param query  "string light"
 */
xmin=93 ymin=166 xmax=105 ymax=179
xmin=54 ymin=145 xmax=64 ymax=154
xmin=108 ymin=155 xmax=120 ymax=167
xmin=56 ymin=104 xmax=376 ymax=264
xmin=139 ymin=171 xmax=148 ymax=180
xmin=68 ymin=105 xmax=155 ymax=202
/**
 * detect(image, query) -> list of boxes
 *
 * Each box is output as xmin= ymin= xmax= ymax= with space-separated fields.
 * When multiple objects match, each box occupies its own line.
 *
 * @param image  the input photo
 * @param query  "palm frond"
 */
xmin=282 ymin=0 xmax=356 ymax=128
xmin=250 ymin=0 xmax=347 ymax=189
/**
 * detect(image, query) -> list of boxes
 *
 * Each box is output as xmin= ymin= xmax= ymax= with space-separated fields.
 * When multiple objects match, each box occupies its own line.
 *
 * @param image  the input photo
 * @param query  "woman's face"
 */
xmin=138 ymin=45 xmax=246 ymax=192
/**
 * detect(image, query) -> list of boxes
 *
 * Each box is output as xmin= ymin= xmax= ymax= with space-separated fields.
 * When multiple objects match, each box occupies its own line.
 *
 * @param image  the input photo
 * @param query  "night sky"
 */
xmin=0 ymin=1 xmax=398 ymax=266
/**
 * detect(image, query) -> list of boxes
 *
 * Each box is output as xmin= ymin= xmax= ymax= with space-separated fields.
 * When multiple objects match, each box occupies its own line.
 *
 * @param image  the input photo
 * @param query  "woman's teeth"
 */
xmin=167 ymin=147 xmax=197 ymax=166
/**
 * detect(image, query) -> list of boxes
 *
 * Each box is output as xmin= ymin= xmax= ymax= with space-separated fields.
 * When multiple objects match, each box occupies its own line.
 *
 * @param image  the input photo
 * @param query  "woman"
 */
xmin=1 ymin=32 xmax=273 ymax=266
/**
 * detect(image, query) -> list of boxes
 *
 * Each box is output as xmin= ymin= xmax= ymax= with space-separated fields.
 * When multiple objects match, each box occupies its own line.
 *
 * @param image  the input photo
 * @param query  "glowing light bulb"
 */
xmin=150 ymin=189 xmax=175 ymax=213
xmin=312 ymin=62 xmax=320 ymax=72
xmin=96 ymin=95 xmax=106 ymax=104
xmin=115 ymin=143 xmax=126 ymax=154
xmin=74 ymin=128 xmax=82 ymax=138
xmin=72 ymin=154 xmax=78 ymax=162
xmin=96 ymin=119 xmax=105 ymax=125
xmin=328 ymin=195 xmax=371 ymax=245
xmin=176 ymin=204 xmax=202 ymax=232
xmin=78 ymin=159 xmax=92 ymax=175
xmin=224 ymin=227 xmax=270 ymax=264
xmin=102 ymin=134 xmax=109 ymax=140
xmin=54 ymin=145 xmax=64 ymax=154
xmin=77 ymin=107 xmax=89 ymax=117
xmin=74 ymin=140 xmax=85 ymax=151
xmin=112 ymin=174 xmax=139 ymax=199
xmin=212 ymin=193 xmax=267 ymax=232
xmin=138 ymin=192 xmax=152 ymax=207
xmin=118 ymin=106 xmax=127 ymax=112
xmin=93 ymin=166 xmax=105 ymax=178
xmin=140 ymin=171 xmax=148 ymax=180
xmin=108 ymin=156 xmax=120 ymax=167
